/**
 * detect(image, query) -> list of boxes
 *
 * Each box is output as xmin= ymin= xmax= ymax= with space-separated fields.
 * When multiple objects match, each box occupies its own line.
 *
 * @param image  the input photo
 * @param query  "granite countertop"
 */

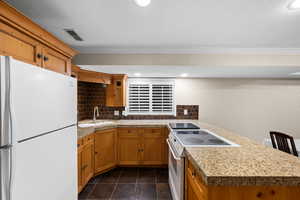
xmin=77 ymin=120 xmax=300 ymax=186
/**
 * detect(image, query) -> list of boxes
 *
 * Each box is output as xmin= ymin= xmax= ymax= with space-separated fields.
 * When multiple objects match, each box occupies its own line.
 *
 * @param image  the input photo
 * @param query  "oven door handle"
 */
xmin=166 ymin=139 xmax=182 ymax=161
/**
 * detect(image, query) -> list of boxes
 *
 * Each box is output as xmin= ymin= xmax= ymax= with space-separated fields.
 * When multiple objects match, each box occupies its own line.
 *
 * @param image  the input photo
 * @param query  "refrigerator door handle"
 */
xmin=0 ymin=56 xmax=14 ymax=200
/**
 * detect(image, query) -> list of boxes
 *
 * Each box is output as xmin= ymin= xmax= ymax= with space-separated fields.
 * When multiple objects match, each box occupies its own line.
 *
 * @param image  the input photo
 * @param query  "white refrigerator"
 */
xmin=0 ymin=56 xmax=77 ymax=200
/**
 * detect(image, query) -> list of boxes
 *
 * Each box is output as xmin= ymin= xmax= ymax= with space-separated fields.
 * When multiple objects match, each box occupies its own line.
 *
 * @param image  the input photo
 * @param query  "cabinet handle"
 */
xmin=256 ymin=192 xmax=263 ymax=198
xmin=43 ymin=56 xmax=49 ymax=61
xmin=270 ymin=190 xmax=275 ymax=195
xmin=37 ymin=53 xmax=42 ymax=59
xmin=81 ymin=164 xmax=88 ymax=170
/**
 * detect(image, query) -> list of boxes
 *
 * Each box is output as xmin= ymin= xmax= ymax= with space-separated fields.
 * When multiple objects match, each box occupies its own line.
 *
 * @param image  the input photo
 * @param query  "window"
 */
xmin=126 ymin=79 xmax=175 ymax=115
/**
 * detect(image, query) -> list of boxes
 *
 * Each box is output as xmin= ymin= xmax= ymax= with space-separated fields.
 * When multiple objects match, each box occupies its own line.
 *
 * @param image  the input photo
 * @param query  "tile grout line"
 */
xmin=136 ymin=168 xmax=139 ymax=200
xmin=109 ymin=168 xmax=122 ymax=200
xmin=85 ymin=181 xmax=97 ymax=199
xmin=155 ymin=169 xmax=158 ymax=200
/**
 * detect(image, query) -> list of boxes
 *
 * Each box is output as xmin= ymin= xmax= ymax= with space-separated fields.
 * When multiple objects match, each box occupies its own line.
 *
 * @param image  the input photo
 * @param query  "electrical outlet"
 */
xmin=114 ymin=110 xmax=119 ymax=116
xmin=184 ymin=109 xmax=188 ymax=115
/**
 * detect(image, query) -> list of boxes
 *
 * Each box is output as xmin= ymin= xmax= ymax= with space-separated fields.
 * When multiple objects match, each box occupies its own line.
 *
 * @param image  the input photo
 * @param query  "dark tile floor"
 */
xmin=78 ymin=167 xmax=172 ymax=200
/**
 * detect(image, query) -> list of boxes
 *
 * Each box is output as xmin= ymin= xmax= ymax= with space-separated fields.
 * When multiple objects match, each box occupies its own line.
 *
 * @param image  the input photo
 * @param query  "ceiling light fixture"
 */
xmin=134 ymin=73 xmax=141 ymax=76
xmin=134 ymin=0 xmax=151 ymax=7
xmin=288 ymin=0 xmax=300 ymax=10
xmin=180 ymin=73 xmax=188 ymax=77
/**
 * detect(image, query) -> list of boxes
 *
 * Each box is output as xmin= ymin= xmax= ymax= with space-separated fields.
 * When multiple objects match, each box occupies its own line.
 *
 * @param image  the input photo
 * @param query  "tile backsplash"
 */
xmin=78 ymin=81 xmax=198 ymax=121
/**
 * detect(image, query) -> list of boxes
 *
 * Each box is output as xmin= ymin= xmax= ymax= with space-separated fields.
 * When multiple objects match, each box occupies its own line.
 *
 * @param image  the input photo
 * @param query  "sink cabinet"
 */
xmin=77 ymin=126 xmax=168 ymax=193
xmin=94 ymin=129 xmax=117 ymax=174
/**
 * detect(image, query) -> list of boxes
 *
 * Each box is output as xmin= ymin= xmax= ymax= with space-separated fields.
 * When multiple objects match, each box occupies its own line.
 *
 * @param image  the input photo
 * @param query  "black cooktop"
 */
xmin=169 ymin=123 xmax=200 ymax=129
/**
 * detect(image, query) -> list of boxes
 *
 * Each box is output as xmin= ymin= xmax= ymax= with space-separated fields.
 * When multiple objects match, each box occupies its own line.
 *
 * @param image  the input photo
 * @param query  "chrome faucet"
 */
xmin=93 ymin=106 xmax=99 ymax=121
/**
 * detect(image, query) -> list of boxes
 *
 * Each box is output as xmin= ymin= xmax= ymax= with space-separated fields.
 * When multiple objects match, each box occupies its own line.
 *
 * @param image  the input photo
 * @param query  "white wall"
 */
xmin=175 ymin=78 xmax=300 ymax=142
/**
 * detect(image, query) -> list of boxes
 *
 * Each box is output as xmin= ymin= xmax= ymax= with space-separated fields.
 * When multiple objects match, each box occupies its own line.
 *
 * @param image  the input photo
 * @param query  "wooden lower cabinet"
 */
xmin=185 ymin=159 xmax=300 ymax=200
xmin=118 ymin=127 xmax=166 ymax=166
xmin=118 ymin=128 xmax=141 ymax=165
xmin=77 ymin=126 xmax=167 ymax=193
xmin=141 ymin=128 xmax=164 ymax=165
xmin=77 ymin=135 xmax=94 ymax=193
xmin=94 ymin=129 xmax=117 ymax=174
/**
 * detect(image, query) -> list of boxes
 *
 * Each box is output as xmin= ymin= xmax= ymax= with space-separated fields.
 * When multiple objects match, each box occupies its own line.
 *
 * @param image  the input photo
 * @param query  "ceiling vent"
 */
xmin=64 ymin=29 xmax=83 ymax=41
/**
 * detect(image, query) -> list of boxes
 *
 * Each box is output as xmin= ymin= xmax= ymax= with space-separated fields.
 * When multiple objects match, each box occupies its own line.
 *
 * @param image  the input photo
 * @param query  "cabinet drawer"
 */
xmin=143 ymin=128 xmax=163 ymax=138
xmin=118 ymin=128 xmax=140 ymax=137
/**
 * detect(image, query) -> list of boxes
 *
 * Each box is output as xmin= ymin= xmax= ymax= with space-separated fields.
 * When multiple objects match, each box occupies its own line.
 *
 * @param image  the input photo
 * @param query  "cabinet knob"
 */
xmin=43 ymin=56 xmax=49 ymax=61
xmin=37 ymin=53 xmax=42 ymax=59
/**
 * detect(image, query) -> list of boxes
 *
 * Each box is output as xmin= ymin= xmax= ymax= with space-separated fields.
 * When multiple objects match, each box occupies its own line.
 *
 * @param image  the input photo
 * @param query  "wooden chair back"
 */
xmin=270 ymin=131 xmax=298 ymax=157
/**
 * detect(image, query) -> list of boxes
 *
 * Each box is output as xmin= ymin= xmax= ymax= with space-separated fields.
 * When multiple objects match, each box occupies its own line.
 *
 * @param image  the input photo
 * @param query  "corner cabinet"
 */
xmin=0 ymin=1 xmax=77 ymax=75
xmin=94 ymin=129 xmax=117 ymax=174
xmin=106 ymin=74 xmax=128 ymax=107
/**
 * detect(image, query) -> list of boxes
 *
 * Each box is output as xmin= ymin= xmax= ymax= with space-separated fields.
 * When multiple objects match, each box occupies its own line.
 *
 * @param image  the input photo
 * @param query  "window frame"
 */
xmin=125 ymin=78 xmax=176 ymax=116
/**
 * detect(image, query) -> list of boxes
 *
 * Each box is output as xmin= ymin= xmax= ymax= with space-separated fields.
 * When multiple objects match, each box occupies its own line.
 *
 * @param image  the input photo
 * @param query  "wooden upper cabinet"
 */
xmin=0 ymin=1 xmax=77 ymax=75
xmin=0 ymin=21 xmax=42 ymax=66
xmin=94 ymin=129 xmax=117 ymax=174
xmin=106 ymin=74 xmax=128 ymax=107
xmin=42 ymin=46 xmax=71 ymax=75
xmin=77 ymin=68 xmax=112 ymax=84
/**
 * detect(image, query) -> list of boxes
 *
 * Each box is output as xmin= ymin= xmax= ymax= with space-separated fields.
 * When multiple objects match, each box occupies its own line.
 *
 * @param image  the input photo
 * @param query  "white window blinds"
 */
xmin=128 ymin=84 xmax=150 ymax=113
xmin=152 ymin=84 xmax=173 ymax=113
xmin=127 ymin=80 xmax=175 ymax=115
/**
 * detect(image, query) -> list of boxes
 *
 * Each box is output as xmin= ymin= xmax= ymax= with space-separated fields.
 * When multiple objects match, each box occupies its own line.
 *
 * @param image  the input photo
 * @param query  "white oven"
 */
xmin=167 ymin=135 xmax=185 ymax=200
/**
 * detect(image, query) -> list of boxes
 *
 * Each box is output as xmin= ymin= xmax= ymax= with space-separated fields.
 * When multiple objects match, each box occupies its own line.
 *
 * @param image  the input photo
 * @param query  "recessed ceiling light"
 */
xmin=180 ymin=73 xmax=188 ymax=77
xmin=289 ymin=72 xmax=300 ymax=75
xmin=134 ymin=73 xmax=141 ymax=76
xmin=288 ymin=0 xmax=300 ymax=10
xmin=134 ymin=0 xmax=151 ymax=7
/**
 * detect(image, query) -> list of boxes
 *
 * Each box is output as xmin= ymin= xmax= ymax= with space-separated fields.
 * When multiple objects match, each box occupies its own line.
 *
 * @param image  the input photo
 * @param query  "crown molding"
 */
xmin=72 ymin=46 xmax=300 ymax=55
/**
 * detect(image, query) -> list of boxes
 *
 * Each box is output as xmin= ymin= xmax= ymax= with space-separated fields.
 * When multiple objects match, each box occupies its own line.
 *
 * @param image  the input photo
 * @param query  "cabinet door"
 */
xmin=141 ymin=137 xmax=163 ymax=165
xmin=106 ymin=75 xmax=127 ymax=107
xmin=77 ymin=150 xmax=83 ymax=193
xmin=141 ymin=128 xmax=164 ymax=165
xmin=187 ymin=170 xmax=202 ymax=200
xmin=42 ymin=46 xmax=71 ymax=75
xmin=0 ymin=21 xmax=42 ymax=66
xmin=118 ymin=137 xmax=141 ymax=165
xmin=81 ymin=142 xmax=94 ymax=186
xmin=94 ymin=129 xmax=117 ymax=174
